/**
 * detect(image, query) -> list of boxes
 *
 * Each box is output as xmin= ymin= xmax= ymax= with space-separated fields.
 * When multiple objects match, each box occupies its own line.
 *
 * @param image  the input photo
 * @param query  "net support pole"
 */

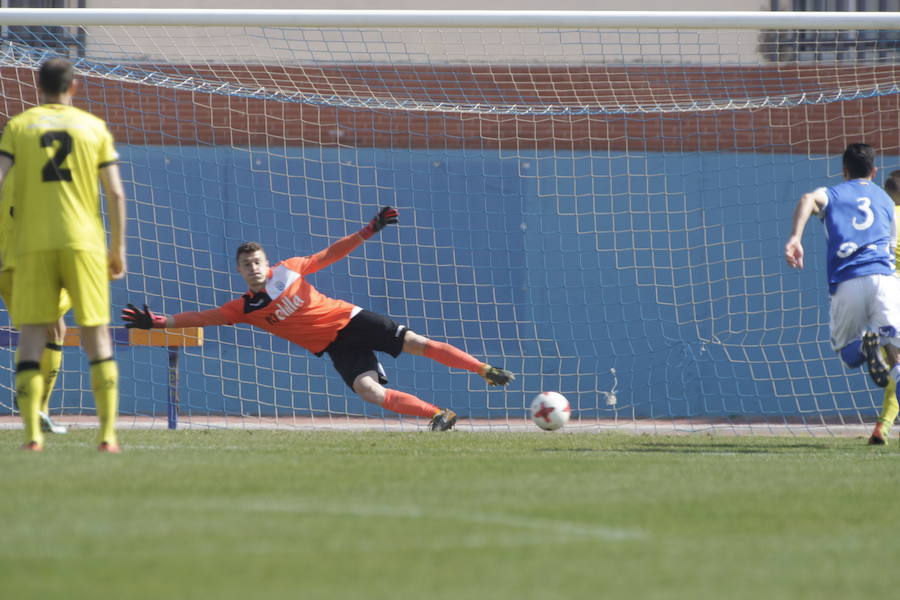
xmin=167 ymin=347 xmax=180 ymax=430
xmin=127 ymin=329 xmax=204 ymax=429
xmin=0 ymin=326 xmax=204 ymax=427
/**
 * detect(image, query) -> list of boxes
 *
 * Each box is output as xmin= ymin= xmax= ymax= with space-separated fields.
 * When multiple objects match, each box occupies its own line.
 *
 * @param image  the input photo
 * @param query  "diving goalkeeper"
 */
xmin=122 ymin=207 xmax=514 ymax=431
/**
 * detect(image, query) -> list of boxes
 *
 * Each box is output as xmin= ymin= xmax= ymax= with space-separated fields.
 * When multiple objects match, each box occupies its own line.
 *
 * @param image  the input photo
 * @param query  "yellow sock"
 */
xmin=16 ymin=362 xmax=44 ymax=446
xmin=90 ymin=358 xmax=119 ymax=445
xmin=879 ymin=378 xmax=899 ymax=435
xmin=39 ymin=343 xmax=63 ymax=415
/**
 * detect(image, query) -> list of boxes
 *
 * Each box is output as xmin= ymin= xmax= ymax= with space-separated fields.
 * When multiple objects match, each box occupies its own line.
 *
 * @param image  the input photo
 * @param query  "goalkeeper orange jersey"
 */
xmin=217 ymin=256 xmax=356 ymax=354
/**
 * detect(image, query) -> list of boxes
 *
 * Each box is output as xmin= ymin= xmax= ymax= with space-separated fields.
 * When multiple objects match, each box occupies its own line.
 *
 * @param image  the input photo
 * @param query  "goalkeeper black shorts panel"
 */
xmin=322 ymin=309 xmax=408 ymax=389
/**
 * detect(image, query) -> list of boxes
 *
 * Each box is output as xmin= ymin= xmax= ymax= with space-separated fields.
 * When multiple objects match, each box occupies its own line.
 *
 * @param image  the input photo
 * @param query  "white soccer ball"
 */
xmin=530 ymin=391 xmax=571 ymax=431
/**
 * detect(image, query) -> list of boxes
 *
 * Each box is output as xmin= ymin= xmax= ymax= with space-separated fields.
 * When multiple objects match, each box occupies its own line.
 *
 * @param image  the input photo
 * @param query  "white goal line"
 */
xmin=1 ymin=9 xmax=900 ymax=30
xmin=0 ymin=416 xmax=874 ymax=437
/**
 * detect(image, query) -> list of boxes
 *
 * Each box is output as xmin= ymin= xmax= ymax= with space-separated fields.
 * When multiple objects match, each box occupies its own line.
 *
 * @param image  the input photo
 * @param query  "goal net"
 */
xmin=2 ymin=9 xmax=899 ymax=433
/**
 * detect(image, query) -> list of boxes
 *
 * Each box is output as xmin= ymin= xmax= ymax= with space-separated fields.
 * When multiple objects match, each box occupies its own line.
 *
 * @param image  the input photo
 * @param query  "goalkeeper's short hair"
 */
xmin=235 ymin=241 xmax=264 ymax=263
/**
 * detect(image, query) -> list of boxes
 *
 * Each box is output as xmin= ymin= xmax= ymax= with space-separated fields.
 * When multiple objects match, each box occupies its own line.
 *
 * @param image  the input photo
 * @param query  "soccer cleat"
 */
xmin=868 ymin=422 xmax=889 ymax=445
xmin=97 ymin=441 xmax=122 ymax=454
xmin=39 ymin=411 xmax=68 ymax=435
xmin=480 ymin=365 xmax=515 ymax=386
xmin=19 ymin=441 xmax=43 ymax=452
xmin=862 ymin=332 xmax=890 ymax=388
xmin=430 ymin=408 xmax=458 ymax=431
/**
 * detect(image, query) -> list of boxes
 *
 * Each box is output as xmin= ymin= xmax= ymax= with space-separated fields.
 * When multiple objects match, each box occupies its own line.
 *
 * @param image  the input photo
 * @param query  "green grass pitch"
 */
xmin=0 ymin=428 xmax=897 ymax=600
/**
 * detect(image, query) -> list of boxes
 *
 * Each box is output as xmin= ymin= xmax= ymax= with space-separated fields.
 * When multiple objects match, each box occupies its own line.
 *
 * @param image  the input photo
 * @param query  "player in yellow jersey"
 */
xmin=868 ymin=169 xmax=900 ymax=445
xmin=0 ymin=168 xmax=72 ymax=435
xmin=0 ymin=57 xmax=127 ymax=452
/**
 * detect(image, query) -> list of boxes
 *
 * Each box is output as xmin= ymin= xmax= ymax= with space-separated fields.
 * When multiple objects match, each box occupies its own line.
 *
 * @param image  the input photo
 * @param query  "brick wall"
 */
xmin=2 ymin=64 xmax=898 ymax=154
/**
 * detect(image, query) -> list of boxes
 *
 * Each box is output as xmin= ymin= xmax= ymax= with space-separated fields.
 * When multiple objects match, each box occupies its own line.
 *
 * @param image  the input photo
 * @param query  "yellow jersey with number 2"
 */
xmin=0 ymin=103 xmax=118 ymax=256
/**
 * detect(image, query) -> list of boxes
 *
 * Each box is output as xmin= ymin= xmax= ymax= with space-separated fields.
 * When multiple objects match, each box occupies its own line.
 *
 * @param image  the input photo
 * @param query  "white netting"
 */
xmin=1 ymin=11 xmax=899 ymax=433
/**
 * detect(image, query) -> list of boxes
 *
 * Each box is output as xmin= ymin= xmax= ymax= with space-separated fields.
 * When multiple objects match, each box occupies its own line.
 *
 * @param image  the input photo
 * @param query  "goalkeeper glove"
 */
xmin=122 ymin=303 xmax=167 ymax=329
xmin=359 ymin=206 xmax=399 ymax=240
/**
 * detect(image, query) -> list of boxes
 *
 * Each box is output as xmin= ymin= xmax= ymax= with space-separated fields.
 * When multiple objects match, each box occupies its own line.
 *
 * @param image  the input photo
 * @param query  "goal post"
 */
xmin=1 ymin=9 xmax=899 ymax=433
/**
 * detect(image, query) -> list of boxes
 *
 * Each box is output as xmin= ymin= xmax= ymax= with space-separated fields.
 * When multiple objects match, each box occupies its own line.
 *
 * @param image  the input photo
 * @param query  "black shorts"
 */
xmin=320 ymin=309 xmax=408 ymax=389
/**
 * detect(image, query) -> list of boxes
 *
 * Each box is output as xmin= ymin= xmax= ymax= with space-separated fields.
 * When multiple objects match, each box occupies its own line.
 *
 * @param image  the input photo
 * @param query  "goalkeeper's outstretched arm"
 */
xmin=303 ymin=206 xmax=399 ymax=275
xmin=122 ymin=303 xmax=230 ymax=329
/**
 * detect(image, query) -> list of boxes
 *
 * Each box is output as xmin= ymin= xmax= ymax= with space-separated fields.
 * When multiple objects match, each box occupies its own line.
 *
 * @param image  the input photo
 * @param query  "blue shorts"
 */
xmin=321 ymin=309 xmax=408 ymax=389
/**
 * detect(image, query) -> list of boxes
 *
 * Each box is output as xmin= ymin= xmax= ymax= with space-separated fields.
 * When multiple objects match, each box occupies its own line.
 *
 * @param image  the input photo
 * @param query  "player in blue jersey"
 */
xmin=785 ymin=143 xmax=900 ymax=393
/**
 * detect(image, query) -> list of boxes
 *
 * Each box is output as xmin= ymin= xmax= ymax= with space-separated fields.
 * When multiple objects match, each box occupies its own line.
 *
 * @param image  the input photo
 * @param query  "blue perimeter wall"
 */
xmin=7 ymin=145 xmax=888 ymax=420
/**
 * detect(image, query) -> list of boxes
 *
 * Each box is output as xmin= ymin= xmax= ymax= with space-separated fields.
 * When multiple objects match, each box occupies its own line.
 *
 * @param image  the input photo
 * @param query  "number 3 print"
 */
xmin=852 ymin=197 xmax=874 ymax=231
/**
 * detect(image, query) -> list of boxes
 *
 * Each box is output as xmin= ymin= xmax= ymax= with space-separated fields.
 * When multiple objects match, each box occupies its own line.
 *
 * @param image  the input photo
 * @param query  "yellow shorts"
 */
xmin=0 ymin=268 xmax=72 ymax=320
xmin=12 ymin=249 xmax=107 ymax=327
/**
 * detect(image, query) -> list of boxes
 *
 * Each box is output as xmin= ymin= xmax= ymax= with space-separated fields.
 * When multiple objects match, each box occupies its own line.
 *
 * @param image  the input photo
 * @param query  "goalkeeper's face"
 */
xmin=237 ymin=249 xmax=270 ymax=291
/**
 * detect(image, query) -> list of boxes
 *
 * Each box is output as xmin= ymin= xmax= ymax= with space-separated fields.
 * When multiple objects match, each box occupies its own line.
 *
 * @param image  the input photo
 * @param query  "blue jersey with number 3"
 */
xmin=822 ymin=179 xmax=896 ymax=294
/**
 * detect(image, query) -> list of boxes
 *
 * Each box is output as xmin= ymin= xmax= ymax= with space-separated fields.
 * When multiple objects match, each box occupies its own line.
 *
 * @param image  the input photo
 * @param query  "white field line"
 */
xmin=192 ymin=498 xmax=646 ymax=546
xmin=0 ymin=415 xmax=874 ymax=437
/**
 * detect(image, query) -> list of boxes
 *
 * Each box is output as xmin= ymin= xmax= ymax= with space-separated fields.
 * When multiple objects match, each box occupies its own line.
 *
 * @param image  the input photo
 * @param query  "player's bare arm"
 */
xmin=785 ymin=188 xmax=827 ymax=269
xmin=99 ymin=163 xmax=127 ymax=280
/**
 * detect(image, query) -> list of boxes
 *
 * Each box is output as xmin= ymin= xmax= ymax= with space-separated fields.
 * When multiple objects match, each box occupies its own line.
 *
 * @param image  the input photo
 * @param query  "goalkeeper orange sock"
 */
xmin=423 ymin=340 xmax=484 ymax=373
xmin=15 ymin=362 xmax=44 ymax=446
xmin=382 ymin=388 xmax=440 ymax=418
xmin=90 ymin=358 xmax=119 ymax=445
xmin=39 ymin=343 xmax=63 ymax=415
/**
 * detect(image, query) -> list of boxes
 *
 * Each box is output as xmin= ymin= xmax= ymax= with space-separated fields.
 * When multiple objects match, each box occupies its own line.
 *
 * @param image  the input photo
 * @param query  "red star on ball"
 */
xmin=534 ymin=402 xmax=555 ymax=423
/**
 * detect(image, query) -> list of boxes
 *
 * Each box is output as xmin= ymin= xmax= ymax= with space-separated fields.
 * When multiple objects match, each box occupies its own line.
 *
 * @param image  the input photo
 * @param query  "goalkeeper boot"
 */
xmin=430 ymin=409 xmax=458 ymax=432
xmin=480 ymin=365 xmax=515 ymax=387
xmin=39 ymin=411 xmax=68 ymax=435
xmin=862 ymin=332 xmax=890 ymax=388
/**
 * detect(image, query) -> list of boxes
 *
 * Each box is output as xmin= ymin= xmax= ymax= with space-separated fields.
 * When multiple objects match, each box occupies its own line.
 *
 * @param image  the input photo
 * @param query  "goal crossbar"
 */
xmin=1 ymin=9 xmax=900 ymax=30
